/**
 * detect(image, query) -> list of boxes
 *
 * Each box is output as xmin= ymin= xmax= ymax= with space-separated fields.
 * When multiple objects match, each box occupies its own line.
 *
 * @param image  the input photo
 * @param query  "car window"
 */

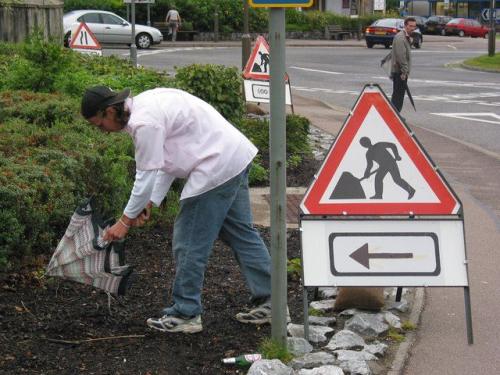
xmin=79 ymin=13 xmax=101 ymax=24
xmin=471 ymin=20 xmax=480 ymax=27
xmin=101 ymin=14 xmax=125 ymax=25
xmin=448 ymin=19 xmax=460 ymax=24
xmin=374 ymin=19 xmax=398 ymax=27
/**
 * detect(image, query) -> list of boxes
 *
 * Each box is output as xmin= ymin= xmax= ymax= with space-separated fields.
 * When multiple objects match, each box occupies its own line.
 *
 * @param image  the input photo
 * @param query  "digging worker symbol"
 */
xmin=359 ymin=137 xmax=415 ymax=200
xmin=259 ymin=51 xmax=269 ymax=73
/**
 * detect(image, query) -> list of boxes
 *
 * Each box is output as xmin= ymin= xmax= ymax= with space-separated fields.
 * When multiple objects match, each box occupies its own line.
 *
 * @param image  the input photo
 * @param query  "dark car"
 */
xmin=365 ymin=18 xmax=423 ymax=49
xmin=424 ymin=15 xmax=453 ymax=35
xmin=407 ymin=15 xmax=428 ymax=33
xmin=444 ymin=18 xmax=489 ymax=37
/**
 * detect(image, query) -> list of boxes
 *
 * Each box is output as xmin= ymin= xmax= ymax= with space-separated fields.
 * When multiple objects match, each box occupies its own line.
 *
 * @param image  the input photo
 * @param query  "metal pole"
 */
xmin=214 ymin=6 xmax=219 ymax=42
xmin=130 ymin=0 xmax=137 ymax=67
xmin=127 ymin=4 xmax=130 ymax=22
xmin=488 ymin=0 xmax=496 ymax=57
xmin=147 ymin=3 xmax=151 ymax=27
xmin=269 ymin=7 xmax=287 ymax=346
xmin=242 ymin=0 xmax=251 ymax=69
xmin=464 ymin=287 xmax=474 ymax=344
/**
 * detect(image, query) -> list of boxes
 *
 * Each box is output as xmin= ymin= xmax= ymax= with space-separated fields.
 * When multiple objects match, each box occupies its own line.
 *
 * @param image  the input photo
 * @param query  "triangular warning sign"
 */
xmin=70 ymin=22 xmax=102 ymax=50
xmin=243 ymin=36 xmax=270 ymax=80
xmin=300 ymin=84 xmax=461 ymax=216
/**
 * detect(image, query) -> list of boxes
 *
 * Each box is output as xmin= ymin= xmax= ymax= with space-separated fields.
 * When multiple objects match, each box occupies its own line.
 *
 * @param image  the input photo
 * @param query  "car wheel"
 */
xmin=458 ymin=30 xmax=465 ymax=37
xmin=64 ymin=31 xmax=71 ymax=48
xmin=136 ymin=33 xmax=152 ymax=49
xmin=366 ymin=41 xmax=374 ymax=48
xmin=440 ymin=29 xmax=446 ymax=36
xmin=384 ymin=43 xmax=391 ymax=49
xmin=413 ymin=36 xmax=422 ymax=49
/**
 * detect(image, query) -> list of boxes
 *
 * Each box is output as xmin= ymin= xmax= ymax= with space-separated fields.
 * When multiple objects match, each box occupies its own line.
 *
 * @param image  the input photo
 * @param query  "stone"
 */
xmin=325 ymin=330 xmax=366 ymax=351
xmin=297 ymin=365 xmax=345 ymax=375
xmin=339 ymin=308 xmax=366 ymax=316
xmin=334 ymin=350 xmax=377 ymax=362
xmin=364 ymin=341 xmax=388 ymax=358
xmin=310 ymin=299 xmax=335 ymax=312
xmin=309 ymin=316 xmax=337 ymax=327
xmin=288 ymin=323 xmax=334 ymax=344
xmin=287 ymin=337 xmax=313 ymax=356
xmin=344 ymin=313 xmax=389 ymax=337
xmin=290 ymin=352 xmax=336 ymax=370
xmin=338 ymin=360 xmax=372 ymax=375
xmin=247 ymin=359 xmax=293 ymax=375
xmin=384 ymin=311 xmax=402 ymax=329
xmin=318 ymin=287 xmax=338 ymax=299
xmin=389 ymin=299 xmax=409 ymax=313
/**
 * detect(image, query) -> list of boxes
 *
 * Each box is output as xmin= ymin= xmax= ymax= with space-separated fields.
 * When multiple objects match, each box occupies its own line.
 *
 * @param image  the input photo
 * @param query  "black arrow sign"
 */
xmin=350 ymin=243 xmax=413 ymax=269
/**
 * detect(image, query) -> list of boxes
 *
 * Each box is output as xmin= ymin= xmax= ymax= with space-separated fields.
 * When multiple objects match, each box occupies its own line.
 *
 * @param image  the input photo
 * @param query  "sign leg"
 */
xmin=303 ymin=286 xmax=310 ymax=341
xmin=464 ymin=286 xmax=474 ymax=345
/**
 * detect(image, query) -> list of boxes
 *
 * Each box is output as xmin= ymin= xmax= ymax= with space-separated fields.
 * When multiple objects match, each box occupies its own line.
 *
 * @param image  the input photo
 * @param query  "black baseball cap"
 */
xmin=81 ymin=86 xmax=131 ymax=119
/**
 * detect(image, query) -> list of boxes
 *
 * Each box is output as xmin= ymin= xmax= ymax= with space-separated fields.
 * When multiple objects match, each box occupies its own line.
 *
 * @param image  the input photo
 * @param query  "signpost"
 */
xmin=300 ymin=84 xmax=473 ymax=344
xmin=248 ymin=0 xmax=313 ymax=346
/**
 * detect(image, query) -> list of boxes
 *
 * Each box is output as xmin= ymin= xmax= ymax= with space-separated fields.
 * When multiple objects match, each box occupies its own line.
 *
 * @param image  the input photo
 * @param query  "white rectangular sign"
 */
xmin=301 ymin=218 xmax=468 ymax=287
xmin=244 ymin=79 xmax=292 ymax=105
xmin=374 ymin=0 xmax=385 ymax=11
xmin=124 ymin=0 xmax=155 ymax=3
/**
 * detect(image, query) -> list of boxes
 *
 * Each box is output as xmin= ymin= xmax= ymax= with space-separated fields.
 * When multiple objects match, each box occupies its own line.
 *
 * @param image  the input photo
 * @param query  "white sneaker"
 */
xmin=146 ymin=314 xmax=202 ymax=334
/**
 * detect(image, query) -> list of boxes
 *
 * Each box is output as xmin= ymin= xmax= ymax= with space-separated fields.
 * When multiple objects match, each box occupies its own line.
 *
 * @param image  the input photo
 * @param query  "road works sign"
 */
xmin=300 ymin=84 xmax=461 ymax=216
xmin=249 ymin=0 xmax=314 ymax=7
xmin=301 ymin=218 xmax=468 ymax=287
xmin=70 ymin=22 xmax=102 ymax=56
xmin=244 ymin=79 xmax=292 ymax=105
xmin=243 ymin=36 xmax=271 ymax=80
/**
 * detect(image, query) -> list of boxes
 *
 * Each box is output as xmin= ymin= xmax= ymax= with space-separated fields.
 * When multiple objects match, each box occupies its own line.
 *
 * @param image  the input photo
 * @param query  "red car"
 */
xmin=444 ymin=18 xmax=489 ymax=38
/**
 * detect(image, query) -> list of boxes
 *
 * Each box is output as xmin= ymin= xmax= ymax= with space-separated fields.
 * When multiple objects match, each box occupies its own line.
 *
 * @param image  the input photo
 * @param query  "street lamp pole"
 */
xmin=130 ymin=0 xmax=137 ymax=67
xmin=242 ymin=0 xmax=251 ymax=69
xmin=488 ymin=0 xmax=496 ymax=57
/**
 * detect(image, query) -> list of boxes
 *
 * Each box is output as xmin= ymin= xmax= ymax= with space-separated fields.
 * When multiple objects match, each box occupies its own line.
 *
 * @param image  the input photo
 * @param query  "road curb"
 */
xmin=459 ymin=62 xmax=500 ymax=73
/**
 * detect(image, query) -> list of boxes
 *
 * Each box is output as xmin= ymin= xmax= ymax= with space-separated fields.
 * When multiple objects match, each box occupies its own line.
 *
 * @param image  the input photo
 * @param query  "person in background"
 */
xmin=165 ymin=6 xmax=181 ymax=42
xmin=390 ymin=17 xmax=417 ymax=112
xmin=80 ymin=86 xmax=274 ymax=334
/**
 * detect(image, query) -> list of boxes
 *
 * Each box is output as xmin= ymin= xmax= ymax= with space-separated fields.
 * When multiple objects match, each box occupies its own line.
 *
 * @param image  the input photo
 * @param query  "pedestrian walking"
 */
xmin=390 ymin=17 xmax=417 ymax=112
xmin=165 ymin=7 xmax=181 ymax=42
xmin=359 ymin=137 xmax=415 ymax=200
xmin=80 ymin=86 xmax=273 ymax=334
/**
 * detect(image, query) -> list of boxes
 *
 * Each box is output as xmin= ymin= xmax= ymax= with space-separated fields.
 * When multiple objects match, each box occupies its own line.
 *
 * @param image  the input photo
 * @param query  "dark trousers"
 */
xmin=391 ymin=73 xmax=406 ymax=112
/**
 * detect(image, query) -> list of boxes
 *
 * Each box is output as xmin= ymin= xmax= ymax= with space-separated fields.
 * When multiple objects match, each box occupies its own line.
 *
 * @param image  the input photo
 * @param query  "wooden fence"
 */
xmin=0 ymin=0 xmax=64 ymax=43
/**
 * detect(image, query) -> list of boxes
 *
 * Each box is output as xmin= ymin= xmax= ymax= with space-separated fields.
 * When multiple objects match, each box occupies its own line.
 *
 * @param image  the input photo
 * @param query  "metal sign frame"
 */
xmin=249 ymin=0 xmax=314 ymax=8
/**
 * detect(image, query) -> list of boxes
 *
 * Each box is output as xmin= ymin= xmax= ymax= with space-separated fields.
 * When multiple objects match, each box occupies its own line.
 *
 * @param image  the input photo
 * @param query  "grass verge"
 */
xmin=463 ymin=53 xmax=500 ymax=72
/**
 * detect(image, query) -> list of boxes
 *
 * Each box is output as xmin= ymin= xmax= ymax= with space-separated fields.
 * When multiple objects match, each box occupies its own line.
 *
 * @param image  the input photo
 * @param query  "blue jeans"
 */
xmin=163 ymin=165 xmax=271 ymax=317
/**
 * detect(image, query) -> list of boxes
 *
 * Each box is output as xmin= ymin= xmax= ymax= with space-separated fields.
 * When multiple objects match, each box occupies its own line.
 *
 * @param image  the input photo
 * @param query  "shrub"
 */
xmin=175 ymin=64 xmax=244 ymax=122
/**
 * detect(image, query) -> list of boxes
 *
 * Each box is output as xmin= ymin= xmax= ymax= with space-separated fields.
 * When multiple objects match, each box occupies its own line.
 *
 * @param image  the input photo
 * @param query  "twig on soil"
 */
xmin=46 ymin=335 xmax=146 ymax=345
xmin=21 ymin=301 xmax=37 ymax=319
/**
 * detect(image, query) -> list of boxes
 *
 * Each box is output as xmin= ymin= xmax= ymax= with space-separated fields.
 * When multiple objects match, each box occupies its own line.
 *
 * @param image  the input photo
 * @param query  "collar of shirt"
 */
xmin=123 ymin=97 xmax=133 ymax=134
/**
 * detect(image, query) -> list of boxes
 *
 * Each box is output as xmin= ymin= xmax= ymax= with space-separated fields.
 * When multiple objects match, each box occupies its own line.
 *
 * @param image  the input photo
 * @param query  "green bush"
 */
xmin=175 ymin=64 xmax=244 ymax=122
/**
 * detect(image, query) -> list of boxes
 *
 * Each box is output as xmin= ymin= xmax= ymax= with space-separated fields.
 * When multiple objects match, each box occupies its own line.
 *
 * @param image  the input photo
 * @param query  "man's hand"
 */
xmin=395 ymin=155 xmax=402 ymax=161
xmin=103 ymin=216 xmax=132 ymax=242
xmin=400 ymin=73 xmax=407 ymax=81
xmin=133 ymin=202 xmax=153 ymax=227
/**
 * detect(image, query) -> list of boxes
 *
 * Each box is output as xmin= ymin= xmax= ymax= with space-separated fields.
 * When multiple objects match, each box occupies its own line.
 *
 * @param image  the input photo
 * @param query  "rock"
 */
xmin=297 ymin=365 xmax=345 ymax=375
xmin=310 ymin=299 xmax=335 ymax=312
xmin=287 ymin=337 xmax=313 ymax=356
xmin=344 ymin=313 xmax=389 ymax=337
xmin=247 ymin=359 xmax=293 ymax=375
xmin=339 ymin=308 xmax=366 ymax=316
xmin=389 ymin=299 xmax=409 ymax=313
xmin=288 ymin=323 xmax=334 ymax=344
xmin=337 ymin=360 xmax=372 ymax=375
xmin=334 ymin=350 xmax=377 ymax=362
xmin=383 ymin=311 xmax=402 ymax=329
xmin=364 ymin=341 xmax=388 ymax=358
xmin=309 ymin=316 xmax=336 ymax=327
xmin=290 ymin=352 xmax=336 ymax=370
xmin=325 ymin=330 xmax=366 ymax=351
xmin=318 ymin=287 xmax=338 ymax=299
xmin=246 ymin=102 xmax=268 ymax=116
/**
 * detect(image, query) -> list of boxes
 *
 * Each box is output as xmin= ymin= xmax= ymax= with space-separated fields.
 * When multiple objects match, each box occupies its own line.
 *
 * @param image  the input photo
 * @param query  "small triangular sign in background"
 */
xmin=243 ymin=35 xmax=271 ymax=80
xmin=300 ymin=84 xmax=461 ymax=216
xmin=70 ymin=22 xmax=102 ymax=50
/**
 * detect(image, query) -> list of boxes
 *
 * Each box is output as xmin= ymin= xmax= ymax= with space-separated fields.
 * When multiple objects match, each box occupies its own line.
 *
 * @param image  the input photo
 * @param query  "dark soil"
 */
xmin=0 ymin=159 xmax=321 ymax=375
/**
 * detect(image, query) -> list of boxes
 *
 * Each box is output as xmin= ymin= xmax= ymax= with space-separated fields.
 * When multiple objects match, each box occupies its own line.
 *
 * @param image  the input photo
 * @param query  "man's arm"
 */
xmin=393 ymin=34 xmax=409 ymax=77
xmin=364 ymin=156 xmax=374 ymax=178
xmin=380 ymin=142 xmax=401 ymax=160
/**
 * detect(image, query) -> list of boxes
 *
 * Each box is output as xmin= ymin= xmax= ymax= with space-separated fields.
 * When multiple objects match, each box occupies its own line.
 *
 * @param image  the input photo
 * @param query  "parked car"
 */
xmin=444 ymin=18 xmax=489 ymax=37
xmin=63 ymin=10 xmax=163 ymax=49
xmin=424 ymin=16 xmax=453 ymax=35
xmin=365 ymin=18 xmax=423 ymax=49
xmin=407 ymin=15 xmax=428 ymax=33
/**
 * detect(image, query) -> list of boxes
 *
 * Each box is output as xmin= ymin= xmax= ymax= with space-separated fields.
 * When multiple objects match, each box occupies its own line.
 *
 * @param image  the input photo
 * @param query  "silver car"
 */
xmin=63 ymin=10 xmax=163 ymax=49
